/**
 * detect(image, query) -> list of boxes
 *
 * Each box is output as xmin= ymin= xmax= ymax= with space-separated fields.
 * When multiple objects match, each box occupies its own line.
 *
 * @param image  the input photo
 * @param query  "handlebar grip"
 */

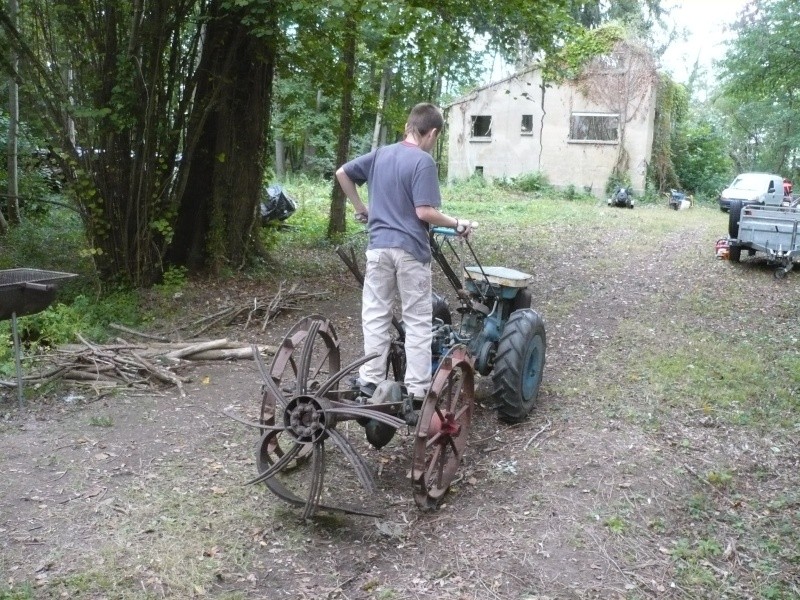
xmin=431 ymin=226 xmax=457 ymax=235
xmin=432 ymin=221 xmax=479 ymax=236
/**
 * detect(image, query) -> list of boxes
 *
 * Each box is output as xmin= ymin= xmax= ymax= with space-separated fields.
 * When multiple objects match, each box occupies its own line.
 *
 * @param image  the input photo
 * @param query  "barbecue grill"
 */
xmin=0 ymin=268 xmax=77 ymax=407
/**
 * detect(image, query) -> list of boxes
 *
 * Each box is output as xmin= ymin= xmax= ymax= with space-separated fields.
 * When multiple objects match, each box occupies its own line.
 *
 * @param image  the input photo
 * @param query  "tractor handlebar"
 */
xmin=431 ymin=221 xmax=479 ymax=236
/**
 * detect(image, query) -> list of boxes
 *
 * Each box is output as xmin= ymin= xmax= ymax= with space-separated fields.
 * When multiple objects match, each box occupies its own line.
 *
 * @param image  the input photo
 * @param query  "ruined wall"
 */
xmin=446 ymin=44 xmax=658 ymax=197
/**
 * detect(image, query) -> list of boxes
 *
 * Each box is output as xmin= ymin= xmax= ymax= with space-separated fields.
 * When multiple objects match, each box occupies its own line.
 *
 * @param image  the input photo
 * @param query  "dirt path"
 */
xmin=1 ymin=208 xmax=798 ymax=599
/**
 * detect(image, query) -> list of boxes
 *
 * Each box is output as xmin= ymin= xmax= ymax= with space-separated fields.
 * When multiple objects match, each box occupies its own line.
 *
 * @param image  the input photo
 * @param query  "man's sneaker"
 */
xmin=356 ymin=379 xmax=377 ymax=398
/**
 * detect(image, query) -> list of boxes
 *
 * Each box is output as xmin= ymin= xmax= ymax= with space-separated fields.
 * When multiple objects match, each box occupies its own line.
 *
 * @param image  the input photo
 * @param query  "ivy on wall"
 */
xmin=649 ymin=74 xmax=688 ymax=193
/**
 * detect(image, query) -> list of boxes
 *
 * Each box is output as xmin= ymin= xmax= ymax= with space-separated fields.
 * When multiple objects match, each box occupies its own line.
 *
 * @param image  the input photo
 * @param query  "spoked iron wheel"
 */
xmin=256 ymin=315 xmax=340 ymax=468
xmin=260 ymin=314 xmax=341 ymax=425
xmin=247 ymin=315 xmax=405 ymax=518
xmin=411 ymin=345 xmax=475 ymax=511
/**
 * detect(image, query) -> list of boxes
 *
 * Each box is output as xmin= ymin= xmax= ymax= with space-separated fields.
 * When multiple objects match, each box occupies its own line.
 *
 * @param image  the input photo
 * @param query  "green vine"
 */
xmin=542 ymin=23 xmax=625 ymax=84
xmin=648 ymin=74 xmax=688 ymax=193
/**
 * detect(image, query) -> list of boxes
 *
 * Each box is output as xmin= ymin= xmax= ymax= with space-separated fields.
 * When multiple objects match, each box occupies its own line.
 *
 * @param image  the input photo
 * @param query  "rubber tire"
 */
xmin=728 ymin=200 xmax=743 ymax=238
xmin=432 ymin=291 xmax=452 ymax=325
xmin=512 ymin=287 xmax=533 ymax=312
xmin=729 ymin=245 xmax=741 ymax=263
xmin=492 ymin=309 xmax=546 ymax=423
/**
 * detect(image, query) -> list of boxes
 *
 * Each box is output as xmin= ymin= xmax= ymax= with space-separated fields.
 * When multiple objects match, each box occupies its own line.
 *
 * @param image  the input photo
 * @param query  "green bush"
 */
xmin=0 ymin=207 xmax=91 ymax=276
xmin=0 ymin=290 xmax=143 ymax=378
xmin=508 ymin=171 xmax=552 ymax=193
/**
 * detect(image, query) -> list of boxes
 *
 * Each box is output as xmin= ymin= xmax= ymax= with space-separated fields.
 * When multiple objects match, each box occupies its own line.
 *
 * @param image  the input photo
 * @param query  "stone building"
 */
xmin=445 ymin=42 xmax=658 ymax=197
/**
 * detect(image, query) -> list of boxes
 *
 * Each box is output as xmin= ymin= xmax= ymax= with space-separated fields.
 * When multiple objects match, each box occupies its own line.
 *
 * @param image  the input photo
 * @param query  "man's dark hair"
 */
xmin=406 ymin=103 xmax=444 ymax=138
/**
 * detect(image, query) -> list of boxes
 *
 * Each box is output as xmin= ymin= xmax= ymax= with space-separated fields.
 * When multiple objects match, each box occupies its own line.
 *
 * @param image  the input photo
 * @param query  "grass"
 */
xmin=88 ymin=415 xmax=114 ymax=427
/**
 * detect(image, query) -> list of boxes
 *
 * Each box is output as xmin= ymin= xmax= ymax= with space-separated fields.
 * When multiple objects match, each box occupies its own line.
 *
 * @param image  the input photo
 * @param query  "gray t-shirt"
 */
xmin=342 ymin=141 xmax=441 ymax=263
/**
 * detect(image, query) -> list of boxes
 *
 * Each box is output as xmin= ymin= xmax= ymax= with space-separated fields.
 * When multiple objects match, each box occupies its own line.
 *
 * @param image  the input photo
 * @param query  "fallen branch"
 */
xmin=187 ymin=347 xmax=274 ymax=361
xmin=165 ymin=339 xmax=233 ymax=360
xmin=523 ymin=419 xmax=553 ymax=451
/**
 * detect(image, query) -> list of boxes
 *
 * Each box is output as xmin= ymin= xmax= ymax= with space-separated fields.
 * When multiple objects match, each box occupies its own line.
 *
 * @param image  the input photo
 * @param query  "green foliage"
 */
xmin=499 ymin=171 xmax=553 ymax=194
xmin=603 ymin=514 xmax=628 ymax=534
xmin=706 ymin=470 xmax=734 ymax=489
xmin=155 ymin=266 xmax=189 ymax=297
xmin=0 ymin=289 xmax=143 ymax=378
xmin=605 ymin=172 xmax=632 ymax=196
xmin=0 ymin=584 xmax=34 ymax=600
xmin=716 ymin=0 xmax=800 ymax=177
xmin=648 ymin=74 xmax=689 ymax=193
xmin=0 ymin=207 xmax=91 ymax=276
xmin=542 ymin=23 xmax=626 ymax=83
xmin=89 ymin=415 xmax=114 ymax=427
xmin=672 ymin=117 xmax=734 ymax=199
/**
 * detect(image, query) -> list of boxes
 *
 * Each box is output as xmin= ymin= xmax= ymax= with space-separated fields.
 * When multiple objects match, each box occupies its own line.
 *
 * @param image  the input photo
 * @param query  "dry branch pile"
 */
xmin=161 ymin=282 xmax=326 ymax=338
xmin=0 ymin=284 xmax=317 ymax=395
xmin=0 ymin=337 xmax=276 ymax=397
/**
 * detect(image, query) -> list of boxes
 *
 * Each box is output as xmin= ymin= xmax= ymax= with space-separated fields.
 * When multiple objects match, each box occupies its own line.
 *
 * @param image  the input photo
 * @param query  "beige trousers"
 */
xmin=359 ymin=248 xmax=432 ymax=397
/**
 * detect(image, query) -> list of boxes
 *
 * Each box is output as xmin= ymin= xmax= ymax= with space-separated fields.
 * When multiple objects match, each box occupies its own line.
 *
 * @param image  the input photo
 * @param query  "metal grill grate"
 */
xmin=0 ymin=268 xmax=77 ymax=289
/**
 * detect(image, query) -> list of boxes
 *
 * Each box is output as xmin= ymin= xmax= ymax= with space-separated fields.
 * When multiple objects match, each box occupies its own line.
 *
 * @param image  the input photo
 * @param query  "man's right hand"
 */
xmin=354 ymin=211 xmax=368 ymax=224
xmin=455 ymin=219 xmax=478 ymax=237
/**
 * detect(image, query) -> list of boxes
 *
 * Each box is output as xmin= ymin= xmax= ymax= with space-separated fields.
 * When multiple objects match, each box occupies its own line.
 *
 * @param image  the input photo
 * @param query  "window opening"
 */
xmin=471 ymin=115 xmax=492 ymax=138
xmin=521 ymin=115 xmax=533 ymax=134
xmin=569 ymin=113 xmax=619 ymax=142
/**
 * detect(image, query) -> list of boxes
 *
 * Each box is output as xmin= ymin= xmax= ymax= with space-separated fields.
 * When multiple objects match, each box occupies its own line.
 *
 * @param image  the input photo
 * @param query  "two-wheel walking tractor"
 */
xmin=228 ymin=226 xmax=546 ymax=518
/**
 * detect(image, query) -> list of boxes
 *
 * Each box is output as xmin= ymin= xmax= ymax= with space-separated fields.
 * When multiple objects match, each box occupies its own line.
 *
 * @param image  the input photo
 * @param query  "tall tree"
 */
xmin=168 ymin=0 xmax=276 ymax=273
xmin=324 ymin=0 xmax=585 ymax=237
xmin=0 ymin=0 xmax=279 ymax=283
xmin=716 ymin=0 xmax=800 ymax=177
xmin=2 ymin=0 xmax=19 ymax=232
xmin=0 ymin=0 xmax=202 ymax=284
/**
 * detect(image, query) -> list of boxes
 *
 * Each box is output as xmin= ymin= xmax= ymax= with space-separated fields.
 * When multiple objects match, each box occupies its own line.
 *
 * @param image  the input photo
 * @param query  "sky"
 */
xmin=659 ymin=0 xmax=748 ymax=85
xmin=480 ymin=1 xmax=750 ymax=88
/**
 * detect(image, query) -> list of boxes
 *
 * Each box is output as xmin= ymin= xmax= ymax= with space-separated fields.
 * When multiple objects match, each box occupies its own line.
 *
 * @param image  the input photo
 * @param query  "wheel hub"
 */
xmin=430 ymin=411 xmax=462 ymax=437
xmin=283 ymin=395 xmax=328 ymax=443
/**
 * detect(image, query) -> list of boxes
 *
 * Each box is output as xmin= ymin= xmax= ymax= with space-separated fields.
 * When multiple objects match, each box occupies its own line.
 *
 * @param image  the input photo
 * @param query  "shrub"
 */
xmin=510 ymin=171 xmax=552 ymax=193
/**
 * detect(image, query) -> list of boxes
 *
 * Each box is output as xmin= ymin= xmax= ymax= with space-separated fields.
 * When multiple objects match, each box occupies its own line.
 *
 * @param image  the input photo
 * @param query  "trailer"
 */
xmin=728 ymin=200 xmax=800 ymax=279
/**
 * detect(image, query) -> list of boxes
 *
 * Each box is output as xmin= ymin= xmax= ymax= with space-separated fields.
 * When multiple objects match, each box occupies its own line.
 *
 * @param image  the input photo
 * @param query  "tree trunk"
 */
xmin=275 ymin=137 xmax=286 ymax=179
xmin=371 ymin=65 xmax=391 ymax=151
xmin=169 ymin=2 xmax=276 ymax=273
xmin=5 ymin=0 xmax=19 ymax=229
xmin=327 ymin=8 xmax=359 ymax=239
xmin=302 ymin=89 xmax=323 ymax=172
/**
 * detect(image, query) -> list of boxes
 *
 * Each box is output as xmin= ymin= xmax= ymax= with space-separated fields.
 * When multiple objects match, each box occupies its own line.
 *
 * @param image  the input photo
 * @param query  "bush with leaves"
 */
xmin=672 ymin=118 xmax=735 ymax=200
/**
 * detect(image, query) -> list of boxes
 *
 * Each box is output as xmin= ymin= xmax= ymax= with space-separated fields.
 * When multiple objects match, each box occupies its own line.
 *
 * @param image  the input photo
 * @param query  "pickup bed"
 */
xmin=728 ymin=200 xmax=800 ymax=278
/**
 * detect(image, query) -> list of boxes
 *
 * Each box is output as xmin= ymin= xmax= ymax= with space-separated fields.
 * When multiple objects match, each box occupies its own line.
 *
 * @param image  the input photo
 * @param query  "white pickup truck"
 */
xmin=728 ymin=199 xmax=800 ymax=278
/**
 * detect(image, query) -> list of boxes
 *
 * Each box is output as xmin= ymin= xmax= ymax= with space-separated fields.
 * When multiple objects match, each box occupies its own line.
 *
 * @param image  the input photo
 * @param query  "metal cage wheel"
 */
xmin=258 ymin=315 xmax=341 ymax=465
xmin=411 ymin=345 xmax=475 ymax=511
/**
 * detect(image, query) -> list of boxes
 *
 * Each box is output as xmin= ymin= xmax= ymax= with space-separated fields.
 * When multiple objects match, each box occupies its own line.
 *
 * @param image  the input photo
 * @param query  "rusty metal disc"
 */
xmin=411 ymin=345 xmax=475 ymax=511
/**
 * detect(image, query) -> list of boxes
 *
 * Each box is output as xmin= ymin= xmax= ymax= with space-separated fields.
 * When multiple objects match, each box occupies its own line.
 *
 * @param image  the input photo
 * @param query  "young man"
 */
xmin=336 ymin=102 xmax=473 ymax=401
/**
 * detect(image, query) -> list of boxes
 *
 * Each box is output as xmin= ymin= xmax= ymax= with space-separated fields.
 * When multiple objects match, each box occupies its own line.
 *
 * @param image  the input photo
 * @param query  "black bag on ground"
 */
xmin=260 ymin=184 xmax=297 ymax=225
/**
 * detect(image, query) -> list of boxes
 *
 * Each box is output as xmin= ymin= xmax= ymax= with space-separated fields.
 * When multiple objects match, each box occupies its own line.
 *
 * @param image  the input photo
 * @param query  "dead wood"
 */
xmin=5 ymin=283 xmax=313 ymax=394
xmin=186 ymin=347 xmax=273 ymax=361
xmin=18 ymin=337 xmax=274 ymax=395
xmin=165 ymin=339 xmax=235 ymax=359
